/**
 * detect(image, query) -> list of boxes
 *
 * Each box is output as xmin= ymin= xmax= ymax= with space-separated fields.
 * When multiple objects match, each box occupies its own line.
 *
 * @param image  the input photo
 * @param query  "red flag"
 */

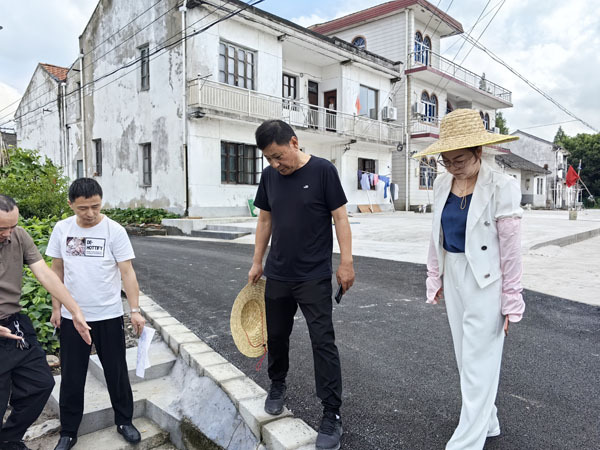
xmin=566 ymin=165 xmax=580 ymax=187
xmin=355 ymin=96 xmax=361 ymax=115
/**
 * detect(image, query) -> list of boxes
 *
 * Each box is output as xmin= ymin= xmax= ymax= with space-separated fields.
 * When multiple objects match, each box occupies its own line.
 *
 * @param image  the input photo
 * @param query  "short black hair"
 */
xmin=255 ymin=120 xmax=297 ymax=150
xmin=0 ymin=195 xmax=17 ymax=213
xmin=68 ymin=178 xmax=103 ymax=202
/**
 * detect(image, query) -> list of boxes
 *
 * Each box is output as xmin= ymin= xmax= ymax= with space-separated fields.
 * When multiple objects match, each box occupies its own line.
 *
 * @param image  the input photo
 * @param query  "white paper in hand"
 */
xmin=136 ymin=326 xmax=155 ymax=379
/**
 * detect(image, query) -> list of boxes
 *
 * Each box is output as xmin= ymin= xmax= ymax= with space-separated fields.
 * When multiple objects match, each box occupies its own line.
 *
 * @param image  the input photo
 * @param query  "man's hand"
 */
xmin=131 ymin=312 xmax=146 ymax=336
xmin=0 ymin=325 xmax=22 ymax=340
xmin=50 ymin=309 xmax=61 ymax=328
xmin=248 ymin=262 xmax=263 ymax=284
xmin=72 ymin=311 xmax=92 ymax=345
xmin=336 ymin=261 xmax=355 ymax=293
xmin=434 ymin=287 xmax=444 ymax=303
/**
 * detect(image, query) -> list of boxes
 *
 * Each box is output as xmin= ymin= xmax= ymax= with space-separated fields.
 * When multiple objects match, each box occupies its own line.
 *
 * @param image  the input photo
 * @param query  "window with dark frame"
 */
xmin=140 ymin=44 xmax=150 ymax=90
xmin=358 ymin=158 xmax=376 ymax=190
xmin=352 ymin=36 xmax=366 ymax=49
xmin=282 ymin=74 xmax=296 ymax=99
xmin=219 ymin=42 xmax=255 ymax=90
xmin=76 ymin=160 xmax=84 ymax=179
xmin=359 ymin=85 xmax=378 ymax=120
xmin=221 ymin=141 xmax=263 ymax=185
xmin=142 ymin=143 xmax=152 ymax=186
xmin=93 ymin=139 xmax=102 ymax=176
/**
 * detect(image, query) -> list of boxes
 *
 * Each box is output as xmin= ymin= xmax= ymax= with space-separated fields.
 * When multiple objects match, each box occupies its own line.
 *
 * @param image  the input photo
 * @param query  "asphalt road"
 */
xmin=131 ymin=236 xmax=600 ymax=450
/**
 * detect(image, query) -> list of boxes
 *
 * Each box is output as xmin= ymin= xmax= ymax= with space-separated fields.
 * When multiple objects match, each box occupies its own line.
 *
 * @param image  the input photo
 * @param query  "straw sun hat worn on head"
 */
xmin=414 ymin=109 xmax=519 ymax=158
xmin=230 ymin=279 xmax=268 ymax=358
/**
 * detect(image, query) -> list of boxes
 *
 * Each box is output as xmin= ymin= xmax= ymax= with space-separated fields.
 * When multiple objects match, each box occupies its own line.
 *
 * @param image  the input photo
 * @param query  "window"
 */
xmin=352 ymin=36 xmax=366 ymax=49
xmin=93 ymin=139 xmax=102 ymax=176
xmin=358 ymin=158 xmax=376 ymax=190
xmin=219 ymin=42 xmax=255 ymax=90
xmin=221 ymin=141 xmax=263 ymax=185
xmin=414 ymin=32 xmax=431 ymax=64
xmin=536 ymin=178 xmax=544 ymax=195
xmin=282 ymin=74 xmax=296 ymax=99
xmin=484 ymin=113 xmax=490 ymax=130
xmin=142 ymin=143 xmax=152 ymax=186
xmin=420 ymin=91 xmax=437 ymax=122
xmin=419 ymin=157 xmax=436 ymax=189
xmin=140 ymin=44 xmax=150 ymax=90
xmin=359 ymin=85 xmax=378 ymax=119
xmin=76 ymin=159 xmax=84 ymax=179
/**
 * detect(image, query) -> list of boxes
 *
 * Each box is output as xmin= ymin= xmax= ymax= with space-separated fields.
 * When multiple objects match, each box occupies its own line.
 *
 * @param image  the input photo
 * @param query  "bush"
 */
xmin=0 ymin=148 xmax=70 ymax=219
xmin=103 ymin=207 xmax=179 ymax=225
xmin=18 ymin=215 xmax=66 ymax=354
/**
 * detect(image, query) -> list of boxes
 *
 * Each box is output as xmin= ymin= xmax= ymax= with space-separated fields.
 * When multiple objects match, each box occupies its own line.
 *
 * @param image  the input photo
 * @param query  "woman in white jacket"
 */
xmin=419 ymin=109 xmax=526 ymax=450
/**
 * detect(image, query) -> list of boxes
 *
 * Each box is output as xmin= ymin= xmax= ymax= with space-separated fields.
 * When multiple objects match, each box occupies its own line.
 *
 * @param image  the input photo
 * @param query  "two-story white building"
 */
xmin=502 ymin=130 xmax=570 ymax=208
xmin=311 ymin=0 xmax=514 ymax=211
xmin=16 ymin=0 xmax=405 ymax=216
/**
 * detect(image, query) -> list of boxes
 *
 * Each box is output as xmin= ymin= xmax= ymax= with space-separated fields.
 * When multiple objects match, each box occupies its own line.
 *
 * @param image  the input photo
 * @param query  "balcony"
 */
xmin=406 ymin=50 xmax=512 ymax=109
xmin=187 ymin=79 xmax=404 ymax=146
xmin=410 ymin=117 xmax=441 ymax=139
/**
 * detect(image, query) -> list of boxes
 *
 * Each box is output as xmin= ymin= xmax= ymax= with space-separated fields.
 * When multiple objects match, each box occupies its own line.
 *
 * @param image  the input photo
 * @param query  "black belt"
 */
xmin=0 ymin=313 xmax=21 ymax=326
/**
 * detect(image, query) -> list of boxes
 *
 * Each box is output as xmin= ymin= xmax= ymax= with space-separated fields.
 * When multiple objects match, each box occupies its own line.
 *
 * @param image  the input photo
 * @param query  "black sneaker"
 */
xmin=264 ymin=381 xmax=287 ymax=415
xmin=316 ymin=411 xmax=343 ymax=450
xmin=53 ymin=436 xmax=77 ymax=450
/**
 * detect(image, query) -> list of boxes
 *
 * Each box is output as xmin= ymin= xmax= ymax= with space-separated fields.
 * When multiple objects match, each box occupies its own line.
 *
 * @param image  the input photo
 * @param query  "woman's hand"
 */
xmin=504 ymin=316 xmax=509 ymax=336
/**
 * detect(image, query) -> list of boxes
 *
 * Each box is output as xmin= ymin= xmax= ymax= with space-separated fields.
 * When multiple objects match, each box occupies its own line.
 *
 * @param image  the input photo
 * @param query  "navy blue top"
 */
xmin=442 ymin=192 xmax=472 ymax=253
xmin=254 ymin=156 xmax=347 ymax=282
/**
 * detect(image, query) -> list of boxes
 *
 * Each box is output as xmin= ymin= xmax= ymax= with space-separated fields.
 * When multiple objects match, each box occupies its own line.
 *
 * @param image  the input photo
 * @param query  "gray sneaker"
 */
xmin=264 ymin=382 xmax=286 ymax=415
xmin=316 ymin=411 xmax=343 ymax=450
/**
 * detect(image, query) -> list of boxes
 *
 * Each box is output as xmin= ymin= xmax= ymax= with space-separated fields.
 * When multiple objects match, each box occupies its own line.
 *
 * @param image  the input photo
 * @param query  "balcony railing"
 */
xmin=407 ymin=50 xmax=512 ymax=103
xmin=188 ymin=79 xmax=404 ymax=145
xmin=410 ymin=117 xmax=441 ymax=135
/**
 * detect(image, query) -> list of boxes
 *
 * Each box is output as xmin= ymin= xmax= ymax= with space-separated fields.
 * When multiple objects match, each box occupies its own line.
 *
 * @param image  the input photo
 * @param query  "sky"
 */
xmin=1 ymin=0 xmax=598 ymax=141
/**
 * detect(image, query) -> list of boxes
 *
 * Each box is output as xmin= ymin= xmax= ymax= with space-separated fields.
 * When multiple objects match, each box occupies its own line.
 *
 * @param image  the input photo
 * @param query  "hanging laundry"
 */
xmin=392 ymin=183 xmax=399 ymax=200
xmin=360 ymin=172 xmax=370 ymax=190
xmin=379 ymin=175 xmax=391 ymax=198
xmin=373 ymin=174 xmax=379 ymax=185
xmin=376 ymin=180 xmax=385 ymax=197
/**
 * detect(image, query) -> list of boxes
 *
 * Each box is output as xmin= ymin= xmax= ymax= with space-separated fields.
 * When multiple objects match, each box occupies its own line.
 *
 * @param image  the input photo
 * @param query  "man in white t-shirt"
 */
xmin=46 ymin=179 xmax=145 ymax=450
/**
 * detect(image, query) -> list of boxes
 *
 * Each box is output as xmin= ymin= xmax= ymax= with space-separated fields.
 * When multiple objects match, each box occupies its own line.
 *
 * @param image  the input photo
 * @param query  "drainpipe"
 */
xmin=180 ymin=4 xmax=190 ymax=216
xmin=59 ymin=81 xmax=67 ymax=170
xmin=79 ymin=52 xmax=87 ymax=177
xmin=404 ymin=10 xmax=410 ymax=211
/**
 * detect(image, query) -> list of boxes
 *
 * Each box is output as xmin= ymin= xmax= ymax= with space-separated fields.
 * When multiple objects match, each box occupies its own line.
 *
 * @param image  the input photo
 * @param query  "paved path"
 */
xmin=131 ymin=236 xmax=600 ymax=450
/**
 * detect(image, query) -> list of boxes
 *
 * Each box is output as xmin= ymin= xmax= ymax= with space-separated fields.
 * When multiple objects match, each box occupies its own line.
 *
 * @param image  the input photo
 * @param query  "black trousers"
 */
xmin=265 ymin=277 xmax=342 ymax=413
xmin=0 ymin=313 xmax=55 ymax=442
xmin=59 ymin=316 xmax=133 ymax=438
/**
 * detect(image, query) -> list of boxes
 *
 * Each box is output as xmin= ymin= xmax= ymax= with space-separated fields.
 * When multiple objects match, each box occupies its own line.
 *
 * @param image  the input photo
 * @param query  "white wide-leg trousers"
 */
xmin=444 ymin=251 xmax=505 ymax=450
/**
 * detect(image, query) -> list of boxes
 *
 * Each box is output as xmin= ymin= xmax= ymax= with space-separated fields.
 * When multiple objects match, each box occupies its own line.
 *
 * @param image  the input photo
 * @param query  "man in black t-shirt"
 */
xmin=249 ymin=120 xmax=355 ymax=450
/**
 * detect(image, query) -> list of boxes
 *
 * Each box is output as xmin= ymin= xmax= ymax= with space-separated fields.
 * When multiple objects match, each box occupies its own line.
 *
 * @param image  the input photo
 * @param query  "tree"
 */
xmin=0 ymin=148 xmax=70 ymax=218
xmin=560 ymin=133 xmax=600 ymax=199
xmin=495 ymin=111 xmax=509 ymax=134
xmin=553 ymin=126 xmax=567 ymax=147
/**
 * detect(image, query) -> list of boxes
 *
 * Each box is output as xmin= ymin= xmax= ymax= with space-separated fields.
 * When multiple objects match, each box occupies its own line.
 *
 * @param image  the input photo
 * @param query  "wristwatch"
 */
xmin=130 ymin=308 xmax=141 ymax=314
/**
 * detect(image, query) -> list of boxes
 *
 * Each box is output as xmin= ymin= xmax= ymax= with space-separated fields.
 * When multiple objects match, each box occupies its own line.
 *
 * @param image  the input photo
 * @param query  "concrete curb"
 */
xmin=530 ymin=227 xmax=600 ymax=250
xmin=138 ymin=292 xmax=317 ymax=449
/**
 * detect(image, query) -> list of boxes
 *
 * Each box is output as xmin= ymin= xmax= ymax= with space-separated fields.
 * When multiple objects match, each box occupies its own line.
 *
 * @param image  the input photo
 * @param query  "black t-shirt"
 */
xmin=254 ymin=155 xmax=347 ymax=282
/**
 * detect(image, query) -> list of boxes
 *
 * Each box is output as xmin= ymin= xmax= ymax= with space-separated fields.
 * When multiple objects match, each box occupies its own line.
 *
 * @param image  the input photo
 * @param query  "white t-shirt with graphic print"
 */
xmin=46 ymin=215 xmax=135 ymax=321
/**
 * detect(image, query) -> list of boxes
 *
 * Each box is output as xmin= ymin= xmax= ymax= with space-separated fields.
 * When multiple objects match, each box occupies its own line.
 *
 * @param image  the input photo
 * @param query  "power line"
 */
xmin=518 ymin=119 xmax=579 ymax=131
xmin=5 ymin=0 xmax=262 ymax=130
xmin=1 ymin=0 xmax=244 ymax=128
xmin=458 ymin=33 xmax=599 ymax=133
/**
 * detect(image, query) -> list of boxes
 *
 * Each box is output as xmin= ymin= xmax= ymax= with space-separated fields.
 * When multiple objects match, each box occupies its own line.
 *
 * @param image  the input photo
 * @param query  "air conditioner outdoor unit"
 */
xmin=382 ymin=106 xmax=398 ymax=121
xmin=417 ymin=103 xmax=426 ymax=116
xmin=493 ymin=127 xmax=500 ymax=134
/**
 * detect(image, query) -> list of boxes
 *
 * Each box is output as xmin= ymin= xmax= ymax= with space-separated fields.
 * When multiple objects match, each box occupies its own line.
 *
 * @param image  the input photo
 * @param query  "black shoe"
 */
xmin=264 ymin=381 xmax=287 ymax=415
xmin=316 ymin=411 xmax=343 ymax=450
xmin=0 ymin=441 xmax=32 ymax=450
xmin=116 ymin=424 xmax=141 ymax=444
xmin=53 ymin=436 xmax=77 ymax=450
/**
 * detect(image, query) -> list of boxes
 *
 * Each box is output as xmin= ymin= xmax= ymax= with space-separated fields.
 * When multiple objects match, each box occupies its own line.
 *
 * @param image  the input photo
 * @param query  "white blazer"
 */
xmin=431 ymin=161 xmax=523 ymax=289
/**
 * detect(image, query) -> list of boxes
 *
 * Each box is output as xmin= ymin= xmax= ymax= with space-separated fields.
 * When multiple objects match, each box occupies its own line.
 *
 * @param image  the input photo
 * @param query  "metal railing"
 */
xmin=407 ymin=50 xmax=512 ymax=103
xmin=188 ymin=79 xmax=404 ymax=145
xmin=410 ymin=116 xmax=441 ymax=135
